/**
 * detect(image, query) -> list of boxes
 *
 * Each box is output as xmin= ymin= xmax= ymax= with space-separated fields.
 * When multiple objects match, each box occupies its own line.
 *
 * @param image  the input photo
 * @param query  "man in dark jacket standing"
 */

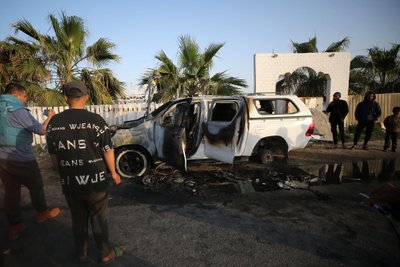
xmin=326 ymin=92 xmax=349 ymax=148
xmin=351 ymin=91 xmax=382 ymax=150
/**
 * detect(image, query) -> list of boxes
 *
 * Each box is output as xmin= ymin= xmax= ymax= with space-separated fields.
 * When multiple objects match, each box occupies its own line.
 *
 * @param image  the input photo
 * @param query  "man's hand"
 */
xmin=40 ymin=109 xmax=56 ymax=135
xmin=111 ymin=172 xmax=122 ymax=185
xmin=47 ymin=109 xmax=56 ymax=118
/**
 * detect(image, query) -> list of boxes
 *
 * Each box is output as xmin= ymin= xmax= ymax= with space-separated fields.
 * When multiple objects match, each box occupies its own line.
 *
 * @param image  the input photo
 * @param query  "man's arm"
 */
xmin=375 ymin=102 xmax=382 ymax=119
xmin=325 ymin=102 xmax=333 ymax=113
xmin=39 ymin=109 xmax=56 ymax=135
xmin=103 ymin=149 xmax=121 ymax=185
xmin=343 ymin=101 xmax=349 ymax=117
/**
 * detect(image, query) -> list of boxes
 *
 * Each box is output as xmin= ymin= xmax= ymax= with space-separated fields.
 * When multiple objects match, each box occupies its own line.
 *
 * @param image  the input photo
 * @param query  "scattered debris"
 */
xmin=237 ymin=181 xmax=256 ymax=194
xmin=131 ymin=161 xmax=334 ymax=199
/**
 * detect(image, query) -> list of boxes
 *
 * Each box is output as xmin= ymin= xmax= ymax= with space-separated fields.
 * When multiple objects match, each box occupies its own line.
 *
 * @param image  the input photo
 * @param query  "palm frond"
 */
xmin=85 ymin=38 xmax=119 ymax=67
xmin=80 ymin=68 xmax=125 ymax=104
xmin=350 ymin=55 xmax=371 ymax=69
xmin=178 ymin=35 xmax=200 ymax=75
xmin=202 ymin=42 xmax=224 ymax=65
xmin=291 ymin=36 xmax=318 ymax=53
xmin=325 ymin=37 xmax=350 ymax=52
xmin=12 ymin=19 xmax=41 ymax=41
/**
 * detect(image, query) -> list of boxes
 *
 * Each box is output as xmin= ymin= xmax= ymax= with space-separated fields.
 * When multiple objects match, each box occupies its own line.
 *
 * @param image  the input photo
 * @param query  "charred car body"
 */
xmin=111 ymin=94 xmax=314 ymax=178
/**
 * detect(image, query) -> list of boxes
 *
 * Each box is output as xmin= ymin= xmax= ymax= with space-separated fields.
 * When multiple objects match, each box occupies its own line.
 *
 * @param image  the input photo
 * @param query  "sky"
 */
xmin=1 ymin=0 xmax=399 ymax=94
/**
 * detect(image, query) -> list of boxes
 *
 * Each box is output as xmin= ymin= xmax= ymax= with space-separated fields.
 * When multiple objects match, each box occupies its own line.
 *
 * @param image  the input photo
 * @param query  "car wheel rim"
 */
xmin=116 ymin=149 xmax=147 ymax=178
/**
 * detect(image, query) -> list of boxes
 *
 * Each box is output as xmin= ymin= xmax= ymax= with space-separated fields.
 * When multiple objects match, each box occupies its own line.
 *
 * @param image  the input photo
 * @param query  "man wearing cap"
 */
xmin=0 ymin=83 xmax=60 ymax=241
xmin=46 ymin=80 xmax=123 ymax=264
xmin=326 ymin=92 xmax=349 ymax=148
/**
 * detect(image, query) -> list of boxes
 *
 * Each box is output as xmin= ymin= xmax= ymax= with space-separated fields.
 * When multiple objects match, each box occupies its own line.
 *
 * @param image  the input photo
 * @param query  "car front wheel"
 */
xmin=115 ymin=147 xmax=149 ymax=178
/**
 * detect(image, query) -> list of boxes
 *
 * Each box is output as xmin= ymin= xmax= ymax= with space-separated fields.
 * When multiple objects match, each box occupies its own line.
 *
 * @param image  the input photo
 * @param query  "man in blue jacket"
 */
xmin=0 ymin=83 xmax=60 ymax=241
xmin=351 ymin=91 xmax=382 ymax=150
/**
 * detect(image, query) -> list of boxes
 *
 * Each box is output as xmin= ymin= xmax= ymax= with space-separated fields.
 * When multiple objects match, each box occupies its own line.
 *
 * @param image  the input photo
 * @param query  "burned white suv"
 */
xmin=111 ymin=94 xmax=314 ymax=178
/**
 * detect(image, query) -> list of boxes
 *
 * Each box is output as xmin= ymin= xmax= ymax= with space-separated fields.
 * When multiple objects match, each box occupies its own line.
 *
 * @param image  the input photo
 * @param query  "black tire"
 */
xmin=115 ymin=147 xmax=149 ymax=178
xmin=259 ymin=149 xmax=274 ymax=164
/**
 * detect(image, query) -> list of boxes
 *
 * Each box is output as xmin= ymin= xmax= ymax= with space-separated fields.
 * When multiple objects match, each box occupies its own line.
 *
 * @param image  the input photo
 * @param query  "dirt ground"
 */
xmin=1 ymin=140 xmax=400 ymax=267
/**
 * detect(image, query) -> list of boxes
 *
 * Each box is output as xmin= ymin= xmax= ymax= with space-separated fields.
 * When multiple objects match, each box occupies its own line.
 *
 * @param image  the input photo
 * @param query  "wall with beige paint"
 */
xmin=254 ymin=52 xmax=351 ymax=107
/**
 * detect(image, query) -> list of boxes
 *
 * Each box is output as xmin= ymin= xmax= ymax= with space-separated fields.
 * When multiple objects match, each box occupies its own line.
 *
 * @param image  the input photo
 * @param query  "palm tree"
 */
xmin=0 ymin=42 xmax=13 ymax=90
xmin=140 ymin=35 xmax=247 ymax=102
xmin=291 ymin=36 xmax=350 ymax=53
xmin=0 ymin=38 xmax=64 ymax=104
xmin=3 ymin=12 xmax=124 ymax=105
xmin=276 ymin=72 xmax=298 ymax=94
xmin=280 ymin=36 xmax=349 ymax=96
xmin=295 ymin=68 xmax=329 ymax=97
xmin=350 ymin=44 xmax=400 ymax=93
xmin=276 ymin=67 xmax=328 ymax=97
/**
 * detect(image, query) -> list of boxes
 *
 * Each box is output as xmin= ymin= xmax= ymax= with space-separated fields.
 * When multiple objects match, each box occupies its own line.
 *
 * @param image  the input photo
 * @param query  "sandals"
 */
xmin=101 ymin=245 xmax=125 ymax=265
xmin=77 ymin=250 xmax=88 ymax=263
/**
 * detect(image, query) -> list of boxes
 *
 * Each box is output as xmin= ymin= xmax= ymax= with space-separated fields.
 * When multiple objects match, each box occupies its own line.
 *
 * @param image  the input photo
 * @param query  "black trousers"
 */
xmin=0 ymin=159 xmax=48 ymax=225
xmin=330 ymin=120 xmax=345 ymax=145
xmin=65 ymin=191 xmax=111 ymax=258
xmin=353 ymin=120 xmax=375 ymax=146
xmin=384 ymin=131 xmax=398 ymax=151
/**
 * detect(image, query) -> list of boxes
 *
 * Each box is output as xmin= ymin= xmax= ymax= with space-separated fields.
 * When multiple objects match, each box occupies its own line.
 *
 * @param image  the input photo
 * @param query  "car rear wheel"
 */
xmin=115 ymin=147 xmax=149 ymax=178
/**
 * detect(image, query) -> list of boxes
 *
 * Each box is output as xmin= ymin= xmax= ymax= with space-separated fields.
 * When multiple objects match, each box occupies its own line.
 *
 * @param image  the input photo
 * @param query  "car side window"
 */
xmin=210 ymin=102 xmax=238 ymax=122
xmin=256 ymin=100 xmax=275 ymax=114
xmin=255 ymin=99 xmax=298 ymax=115
xmin=275 ymin=99 xmax=298 ymax=114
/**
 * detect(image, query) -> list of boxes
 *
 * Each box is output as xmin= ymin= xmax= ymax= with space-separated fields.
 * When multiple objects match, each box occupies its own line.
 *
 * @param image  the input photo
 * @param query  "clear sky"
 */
xmin=1 ymin=0 xmax=399 ymax=94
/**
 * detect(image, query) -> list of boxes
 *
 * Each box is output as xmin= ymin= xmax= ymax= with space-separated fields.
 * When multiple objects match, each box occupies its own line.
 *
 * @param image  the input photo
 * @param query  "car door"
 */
xmin=204 ymin=97 xmax=245 ymax=163
xmin=154 ymin=98 xmax=192 ymax=171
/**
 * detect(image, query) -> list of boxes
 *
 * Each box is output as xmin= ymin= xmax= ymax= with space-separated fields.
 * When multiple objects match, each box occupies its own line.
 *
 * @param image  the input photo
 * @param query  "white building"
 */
xmin=254 ymin=52 xmax=351 ymax=105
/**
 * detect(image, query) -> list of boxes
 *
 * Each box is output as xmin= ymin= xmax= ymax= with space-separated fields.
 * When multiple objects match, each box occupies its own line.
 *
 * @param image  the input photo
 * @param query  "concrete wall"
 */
xmin=254 ymin=52 xmax=351 ymax=107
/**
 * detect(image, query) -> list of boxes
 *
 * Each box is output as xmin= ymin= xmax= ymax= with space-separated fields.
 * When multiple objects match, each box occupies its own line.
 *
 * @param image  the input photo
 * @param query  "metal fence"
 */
xmin=346 ymin=93 xmax=400 ymax=127
xmin=300 ymin=93 xmax=400 ymax=127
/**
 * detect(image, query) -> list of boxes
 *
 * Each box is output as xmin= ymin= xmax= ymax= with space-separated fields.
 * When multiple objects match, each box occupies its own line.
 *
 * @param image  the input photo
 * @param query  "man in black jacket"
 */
xmin=326 ymin=92 xmax=349 ymax=148
xmin=351 ymin=91 xmax=382 ymax=150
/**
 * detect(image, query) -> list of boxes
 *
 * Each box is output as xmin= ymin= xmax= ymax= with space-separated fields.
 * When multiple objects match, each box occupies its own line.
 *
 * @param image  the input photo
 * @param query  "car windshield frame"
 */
xmin=149 ymin=101 xmax=172 ymax=117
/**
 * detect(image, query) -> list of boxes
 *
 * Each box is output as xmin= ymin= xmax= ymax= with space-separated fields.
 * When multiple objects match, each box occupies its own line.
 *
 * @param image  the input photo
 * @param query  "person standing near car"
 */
xmin=46 ymin=81 xmax=124 ymax=264
xmin=0 ymin=83 xmax=60 ymax=241
xmin=351 ymin=91 xmax=382 ymax=150
xmin=383 ymin=106 xmax=400 ymax=152
xmin=326 ymin=92 xmax=349 ymax=148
